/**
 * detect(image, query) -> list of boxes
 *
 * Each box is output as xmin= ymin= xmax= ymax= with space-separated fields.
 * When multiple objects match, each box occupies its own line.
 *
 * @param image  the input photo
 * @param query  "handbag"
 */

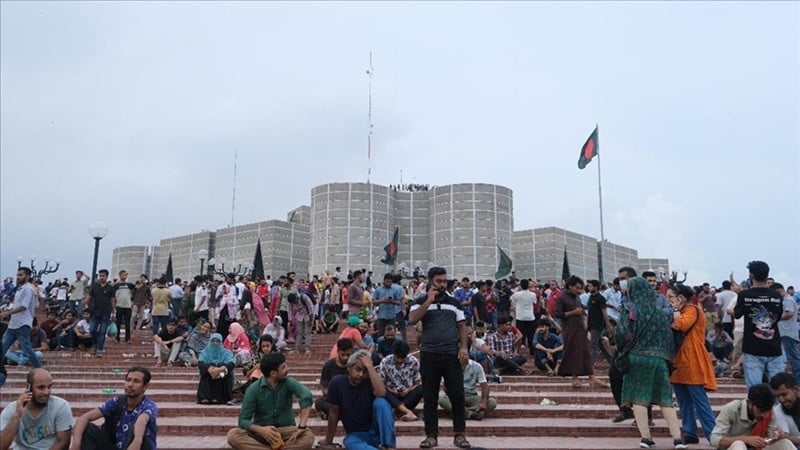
xmin=107 ymin=322 xmax=118 ymax=338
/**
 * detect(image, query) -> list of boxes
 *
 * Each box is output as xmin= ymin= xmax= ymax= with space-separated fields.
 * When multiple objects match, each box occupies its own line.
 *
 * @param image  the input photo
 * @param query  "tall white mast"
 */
xmin=367 ymin=52 xmax=374 ymax=184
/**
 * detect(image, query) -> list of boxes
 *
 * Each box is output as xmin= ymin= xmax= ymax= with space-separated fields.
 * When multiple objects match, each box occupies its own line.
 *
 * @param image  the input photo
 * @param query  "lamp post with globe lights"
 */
xmin=198 ymin=249 xmax=209 ymax=277
xmin=15 ymin=255 xmax=60 ymax=281
xmin=207 ymin=257 xmax=250 ymax=278
xmin=89 ymin=222 xmax=109 ymax=284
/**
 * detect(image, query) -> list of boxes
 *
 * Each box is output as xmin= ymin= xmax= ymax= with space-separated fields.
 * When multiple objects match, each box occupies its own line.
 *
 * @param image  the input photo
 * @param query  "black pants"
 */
xmin=383 ymin=385 xmax=424 ymax=410
xmin=116 ymin=308 xmax=132 ymax=342
xmin=421 ymin=351 xmax=465 ymax=437
xmin=280 ymin=310 xmax=289 ymax=336
xmin=495 ymin=355 xmax=527 ymax=373
xmin=80 ymin=423 xmax=152 ymax=450
xmin=516 ymin=320 xmax=536 ymax=350
xmin=722 ymin=322 xmax=733 ymax=337
xmin=609 ymin=363 xmax=651 ymax=418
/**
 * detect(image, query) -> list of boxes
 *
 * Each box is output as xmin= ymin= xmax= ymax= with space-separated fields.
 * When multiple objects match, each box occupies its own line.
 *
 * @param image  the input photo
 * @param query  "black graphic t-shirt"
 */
xmin=734 ymin=287 xmax=783 ymax=357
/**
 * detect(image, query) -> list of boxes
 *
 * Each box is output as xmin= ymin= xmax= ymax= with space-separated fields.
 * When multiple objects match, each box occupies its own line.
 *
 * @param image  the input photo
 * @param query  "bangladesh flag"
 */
xmin=381 ymin=227 xmax=399 ymax=265
xmin=577 ymin=125 xmax=599 ymax=169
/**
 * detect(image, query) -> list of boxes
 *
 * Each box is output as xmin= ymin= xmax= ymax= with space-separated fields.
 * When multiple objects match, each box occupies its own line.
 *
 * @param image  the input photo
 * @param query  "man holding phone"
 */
xmin=409 ymin=266 xmax=471 ymax=449
xmin=0 ymin=368 xmax=73 ymax=450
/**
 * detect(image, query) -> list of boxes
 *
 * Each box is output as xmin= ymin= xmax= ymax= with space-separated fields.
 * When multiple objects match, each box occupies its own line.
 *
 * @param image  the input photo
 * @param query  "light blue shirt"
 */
xmin=778 ymin=296 xmax=799 ymax=342
xmin=8 ymin=283 xmax=35 ymax=330
xmin=603 ymin=288 xmax=622 ymax=322
xmin=373 ymin=284 xmax=404 ymax=320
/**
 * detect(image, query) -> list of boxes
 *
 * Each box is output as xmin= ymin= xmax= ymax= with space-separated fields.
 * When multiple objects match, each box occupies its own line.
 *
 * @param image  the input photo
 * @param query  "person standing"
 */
xmin=734 ymin=260 xmax=785 ymax=387
xmin=557 ymin=276 xmax=605 ymax=388
xmin=615 ymin=277 xmax=685 ymax=449
xmin=347 ymin=271 xmax=365 ymax=318
xmin=112 ymin=271 xmax=135 ymax=344
xmin=68 ymin=271 xmax=88 ymax=316
xmin=586 ymin=279 xmax=612 ymax=365
xmin=71 ymin=366 xmax=157 ymax=450
xmin=373 ymin=274 xmax=405 ymax=339
xmin=131 ymin=275 xmax=151 ymax=332
xmin=193 ymin=277 xmax=209 ymax=326
xmin=83 ymin=269 xmax=116 ymax=357
xmin=0 ymin=368 xmax=73 ymax=450
xmin=168 ymin=278 xmax=184 ymax=317
xmin=668 ymin=283 xmax=717 ymax=445
xmin=510 ymin=279 xmax=537 ymax=351
xmin=0 ymin=268 xmax=42 ymax=368
xmin=409 ymin=266 xmax=471 ymax=449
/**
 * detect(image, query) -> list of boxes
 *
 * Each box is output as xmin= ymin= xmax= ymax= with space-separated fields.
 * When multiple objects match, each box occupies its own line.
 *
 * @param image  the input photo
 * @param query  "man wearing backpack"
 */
xmin=70 ymin=366 xmax=157 ymax=450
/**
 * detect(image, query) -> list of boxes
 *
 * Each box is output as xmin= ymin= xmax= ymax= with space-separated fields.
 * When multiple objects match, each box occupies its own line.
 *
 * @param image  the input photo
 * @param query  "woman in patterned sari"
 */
xmin=615 ymin=276 xmax=686 ymax=449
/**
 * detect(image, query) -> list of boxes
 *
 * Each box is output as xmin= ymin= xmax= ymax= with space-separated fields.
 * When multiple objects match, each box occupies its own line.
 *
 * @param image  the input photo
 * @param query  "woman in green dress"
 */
xmin=615 ymin=277 xmax=686 ymax=449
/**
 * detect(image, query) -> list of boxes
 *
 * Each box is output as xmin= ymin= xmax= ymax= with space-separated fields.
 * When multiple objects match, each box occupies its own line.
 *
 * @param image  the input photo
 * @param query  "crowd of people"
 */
xmin=1 ymin=259 xmax=800 ymax=449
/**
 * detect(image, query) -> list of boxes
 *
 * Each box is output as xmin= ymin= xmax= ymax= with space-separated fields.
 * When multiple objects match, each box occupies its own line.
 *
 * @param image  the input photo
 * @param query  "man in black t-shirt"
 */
xmin=314 ymin=338 xmax=353 ymax=419
xmin=734 ymin=260 xmax=785 ymax=388
xmin=153 ymin=318 xmax=183 ymax=367
xmin=586 ymin=279 xmax=611 ymax=364
xmin=83 ymin=269 xmax=116 ymax=357
xmin=321 ymin=350 xmax=395 ymax=450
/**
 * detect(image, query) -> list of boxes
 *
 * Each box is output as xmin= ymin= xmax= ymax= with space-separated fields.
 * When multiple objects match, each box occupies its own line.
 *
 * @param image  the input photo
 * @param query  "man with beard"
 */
xmin=315 ymin=338 xmax=354 ymax=419
xmin=227 ymin=353 xmax=314 ymax=449
xmin=770 ymin=373 xmax=800 ymax=446
xmin=0 ymin=368 xmax=73 ymax=450
xmin=710 ymin=383 xmax=794 ymax=450
xmin=321 ymin=350 xmax=396 ymax=450
xmin=0 ymin=268 xmax=42 ymax=368
xmin=71 ymin=366 xmax=158 ymax=450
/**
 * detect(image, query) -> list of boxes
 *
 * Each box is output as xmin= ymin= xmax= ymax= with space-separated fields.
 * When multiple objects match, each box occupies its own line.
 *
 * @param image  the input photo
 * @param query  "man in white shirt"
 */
xmin=168 ymin=279 xmax=184 ymax=316
xmin=194 ymin=277 xmax=209 ymax=325
xmin=0 ymin=268 xmax=41 ymax=368
xmin=716 ymin=281 xmax=738 ymax=336
xmin=510 ymin=279 xmax=537 ymax=351
xmin=603 ymin=278 xmax=622 ymax=323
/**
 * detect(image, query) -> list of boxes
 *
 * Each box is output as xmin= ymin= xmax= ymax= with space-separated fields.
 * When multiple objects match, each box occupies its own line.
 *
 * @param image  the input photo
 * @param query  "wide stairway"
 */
xmin=2 ymin=326 xmax=746 ymax=449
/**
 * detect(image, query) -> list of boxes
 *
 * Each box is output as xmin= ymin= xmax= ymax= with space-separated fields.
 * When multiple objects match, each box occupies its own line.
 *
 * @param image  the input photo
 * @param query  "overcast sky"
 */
xmin=1 ymin=1 xmax=798 ymax=287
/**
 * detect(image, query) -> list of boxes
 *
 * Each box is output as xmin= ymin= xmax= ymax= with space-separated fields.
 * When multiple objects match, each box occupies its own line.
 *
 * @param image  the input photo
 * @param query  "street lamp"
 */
xmin=16 ymin=256 xmax=23 ymax=270
xmin=89 ymin=222 xmax=109 ymax=284
xmin=198 ymin=249 xmax=208 ymax=277
xmin=29 ymin=256 xmax=61 ymax=282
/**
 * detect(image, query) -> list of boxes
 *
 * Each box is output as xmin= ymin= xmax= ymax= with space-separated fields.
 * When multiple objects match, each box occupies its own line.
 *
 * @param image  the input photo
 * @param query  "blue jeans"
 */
xmin=89 ymin=316 xmax=110 ymax=353
xmin=487 ymin=311 xmax=498 ymax=331
xmin=342 ymin=397 xmax=396 ymax=450
xmin=5 ymin=350 xmax=44 ymax=366
xmin=470 ymin=348 xmax=496 ymax=372
xmin=672 ymin=383 xmax=715 ymax=443
xmin=743 ymin=353 xmax=785 ymax=388
xmin=781 ymin=337 xmax=800 ymax=384
xmin=1 ymin=326 xmax=41 ymax=368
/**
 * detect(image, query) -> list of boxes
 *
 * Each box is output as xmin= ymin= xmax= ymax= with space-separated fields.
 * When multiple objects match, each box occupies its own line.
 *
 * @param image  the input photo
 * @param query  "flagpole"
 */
xmin=596 ymin=124 xmax=606 ymax=283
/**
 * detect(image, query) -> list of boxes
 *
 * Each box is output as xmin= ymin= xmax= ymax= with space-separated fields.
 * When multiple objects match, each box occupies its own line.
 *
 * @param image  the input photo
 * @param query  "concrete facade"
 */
xmin=637 ymin=258 xmax=671 ymax=276
xmin=111 ymin=246 xmax=151 ymax=279
xmin=512 ymin=227 xmax=599 ymax=282
xmin=213 ymin=220 xmax=309 ymax=278
xmin=114 ymin=181 xmax=669 ymax=284
xmin=309 ymin=182 xmax=513 ymax=280
xmin=151 ymin=231 xmax=215 ymax=282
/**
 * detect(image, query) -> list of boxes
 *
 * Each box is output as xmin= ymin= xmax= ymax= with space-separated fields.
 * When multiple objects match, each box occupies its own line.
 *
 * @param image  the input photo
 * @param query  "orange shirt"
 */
xmin=670 ymin=304 xmax=717 ymax=390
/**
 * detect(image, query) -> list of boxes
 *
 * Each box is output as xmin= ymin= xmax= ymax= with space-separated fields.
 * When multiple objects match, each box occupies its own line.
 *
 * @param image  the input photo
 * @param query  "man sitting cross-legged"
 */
xmin=532 ymin=319 xmax=564 ymax=375
xmin=227 ymin=352 xmax=315 ymax=450
xmin=320 ymin=350 xmax=396 ymax=450
xmin=378 ymin=339 xmax=423 ymax=422
xmin=486 ymin=316 xmax=528 ymax=375
xmin=439 ymin=355 xmax=497 ymax=421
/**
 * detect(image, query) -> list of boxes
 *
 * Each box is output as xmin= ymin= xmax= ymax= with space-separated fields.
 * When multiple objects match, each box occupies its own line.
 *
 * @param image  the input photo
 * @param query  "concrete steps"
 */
xmin=1 ymin=325 xmax=744 ymax=449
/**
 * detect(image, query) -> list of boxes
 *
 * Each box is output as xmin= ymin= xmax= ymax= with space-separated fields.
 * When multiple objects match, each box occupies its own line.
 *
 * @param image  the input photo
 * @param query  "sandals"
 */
xmin=419 ymin=437 xmax=437 ymax=448
xmin=453 ymin=434 xmax=471 ymax=448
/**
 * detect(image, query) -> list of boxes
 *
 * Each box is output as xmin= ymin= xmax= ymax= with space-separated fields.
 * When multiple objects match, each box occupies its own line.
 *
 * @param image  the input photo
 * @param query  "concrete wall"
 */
xmin=213 ymin=220 xmax=309 ymax=279
xmin=111 ymin=246 xmax=150 ymax=279
xmin=151 ymin=231 xmax=215 ymax=282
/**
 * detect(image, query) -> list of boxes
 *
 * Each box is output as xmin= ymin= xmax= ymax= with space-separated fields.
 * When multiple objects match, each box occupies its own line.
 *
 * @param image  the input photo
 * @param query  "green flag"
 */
xmin=495 ymin=246 xmax=513 ymax=279
xmin=381 ymin=227 xmax=399 ymax=266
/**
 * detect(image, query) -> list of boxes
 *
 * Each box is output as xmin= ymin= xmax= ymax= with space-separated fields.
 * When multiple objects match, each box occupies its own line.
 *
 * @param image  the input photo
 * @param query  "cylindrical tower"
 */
xmin=429 ymin=183 xmax=513 ymax=280
xmin=309 ymin=183 xmax=393 ymax=276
